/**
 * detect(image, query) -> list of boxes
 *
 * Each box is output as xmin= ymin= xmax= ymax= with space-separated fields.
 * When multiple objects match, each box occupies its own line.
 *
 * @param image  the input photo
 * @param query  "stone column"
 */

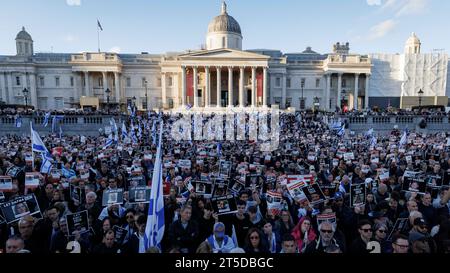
xmin=181 ymin=66 xmax=187 ymax=107
xmin=162 ymin=72 xmax=167 ymax=109
xmin=239 ymin=66 xmax=245 ymax=107
xmin=251 ymin=67 xmax=257 ymax=107
xmin=365 ymin=74 xmax=370 ymax=109
xmin=281 ymin=74 xmax=287 ymax=109
xmin=337 ymin=73 xmax=343 ymax=110
xmin=193 ymin=67 xmax=198 ymax=108
xmin=263 ymin=67 xmax=268 ymax=107
xmin=354 ymin=73 xmax=360 ymax=111
xmin=216 ymin=67 xmax=221 ymax=107
xmin=84 ymin=71 xmax=90 ymax=97
xmin=30 ymin=73 xmax=38 ymax=108
xmin=324 ymin=74 xmax=330 ymax=111
xmin=0 ymin=73 xmax=5 ymax=103
xmin=114 ymin=72 xmax=120 ymax=103
xmin=8 ymin=73 xmax=14 ymax=104
xmin=228 ymin=67 xmax=233 ymax=107
xmin=205 ymin=66 xmax=210 ymax=108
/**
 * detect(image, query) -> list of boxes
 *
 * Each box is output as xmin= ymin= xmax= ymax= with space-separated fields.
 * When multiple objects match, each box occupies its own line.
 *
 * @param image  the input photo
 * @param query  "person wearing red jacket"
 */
xmin=291 ymin=216 xmax=317 ymax=253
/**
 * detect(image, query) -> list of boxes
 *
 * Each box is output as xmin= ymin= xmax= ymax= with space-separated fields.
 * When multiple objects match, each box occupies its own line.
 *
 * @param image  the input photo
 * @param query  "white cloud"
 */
xmin=64 ymin=34 xmax=77 ymax=43
xmin=109 ymin=46 xmax=121 ymax=53
xmin=368 ymin=19 xmax=397 ymax=40
xmin=66 ymin=0 xmax=81 ymax=6
xmin=366 ymin=0 xmax=382 ymax=6
xmin=395 ymin=0 xmax=429 ymax=17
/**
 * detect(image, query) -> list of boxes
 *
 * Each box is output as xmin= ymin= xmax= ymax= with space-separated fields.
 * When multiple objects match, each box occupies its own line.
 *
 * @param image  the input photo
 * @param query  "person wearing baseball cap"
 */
xmin=205 ymin=222 xmax=236 ymax=253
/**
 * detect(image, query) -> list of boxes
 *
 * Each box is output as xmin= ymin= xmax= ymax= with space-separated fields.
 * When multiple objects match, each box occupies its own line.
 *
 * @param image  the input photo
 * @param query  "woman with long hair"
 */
xmin=291 ymin=216 xmax=317 ymax=253
xmin=243 ymin=228 xmax=270 ymax=254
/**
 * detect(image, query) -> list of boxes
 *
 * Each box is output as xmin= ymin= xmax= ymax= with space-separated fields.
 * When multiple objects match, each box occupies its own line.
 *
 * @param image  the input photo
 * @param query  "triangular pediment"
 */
xmin=179 ymin=48 xmax=270 ymax=60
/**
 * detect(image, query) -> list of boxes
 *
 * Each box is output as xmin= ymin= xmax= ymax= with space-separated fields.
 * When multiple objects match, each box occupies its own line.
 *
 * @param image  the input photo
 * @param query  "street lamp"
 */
xmin=22 ymin=88 xmax=29 ymax=108
xmin=418 ymin=89 xmax=424 ymax=107
xmin=144 ymin=80 xmax=148 ymax=110
xmin=301 ymin=80 xmax=305 ymax=110
xmin=314 ymin=96 xmax=320 ymax=113
xmin=105 ymin=88 xmax=111 ymax=114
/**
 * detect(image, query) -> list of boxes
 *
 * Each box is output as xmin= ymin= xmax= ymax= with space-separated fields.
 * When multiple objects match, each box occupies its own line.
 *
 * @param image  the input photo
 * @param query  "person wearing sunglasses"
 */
xmin=243 ymin=228 xmax=270 ymax=254
xmin=373 ymin=223 xmax=391 ymax=253
xmin=304 ymin=221 xmax=345 ymax=254
xmin=349 ymin=220 xmax=373 ymax=254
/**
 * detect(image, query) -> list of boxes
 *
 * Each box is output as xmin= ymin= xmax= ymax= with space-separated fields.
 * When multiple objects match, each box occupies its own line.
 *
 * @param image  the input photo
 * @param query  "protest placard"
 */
xmin=211 ymin=195 xmax=237 ymax=215
xmin=402 ymin=171 xmax=427 ymax=194
xmin=113 ymin=225 xmax=128 ymax=245
xmin=266 ymin=191 xmax=283 ymax=216
xmin=316 ymin=213 xmax=337 ymax=227
xmin=219 ymin=160 xmax=232 ymax=179
xmin=6 ymin=166 xmax=22 ymax=178
xmin=177 ymin=159 xmax=191 ymax=169
xmin=70 ymin=184 xmax=86 ymax=204
xmin=350 ymin=184 xmax=366 ymax=207
xmin=192 ymin=181 xmax=213 ymax=197
xmin=128 ymin=175 xmax=146 ymax=188
xmin=387 ymin=218 xmax=409 ymax=241
xmin=0 ymin=194 xmax=42 ymax=224
xmin=25 ymin=172 xmax=41 ymax=189
xmin=0 ymin=176 xmax=13 ymax=192
xmin=344 ymin=152 xmax=355 ymax=161
xmin=425 ymin=174 xmax=443 ymax=187
xmin=287 ymin=180 xmax=307 ymax=201
xmin=212 ymin=180 xmax=228 ymax=197
xmin=301 ymin=184 xmax=326 ymax=205
xmin=66 ymin=210 xmax=90 ymax=235
xmin=102 ymin=189 xmax=124 ymax=206
xmin=128 ymin=186 xmax=151 ymax=203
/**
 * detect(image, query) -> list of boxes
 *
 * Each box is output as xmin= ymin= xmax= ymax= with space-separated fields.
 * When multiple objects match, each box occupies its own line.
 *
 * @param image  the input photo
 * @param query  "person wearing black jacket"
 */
xmin=92 ymin=229 xmax=120 ymax=254
xmin=349 ymin=220 xmax=373 ymax=254
xmin=123 ymin=214 xmax=146 ymax=254
xmin=168 ymin=205 xmax=199 ymax=253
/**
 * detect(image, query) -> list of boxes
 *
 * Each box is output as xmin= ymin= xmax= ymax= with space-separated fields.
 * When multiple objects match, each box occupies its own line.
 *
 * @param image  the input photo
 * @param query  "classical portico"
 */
xmin=162 ymin=48 xmax=269 ymax=110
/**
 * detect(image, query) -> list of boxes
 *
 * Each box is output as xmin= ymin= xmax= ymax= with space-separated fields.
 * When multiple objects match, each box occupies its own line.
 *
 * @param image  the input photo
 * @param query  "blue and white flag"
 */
xmin=62 ymin=166 xmax=76 ymax=179
xmin=52 ymin=115 xmax=64 ymax=133
xmin=331 ymin=121 xmax=342 ymax=131
xmin=40 ymin=153 xmax=53 ymax=174
xmin=43 ymin=112 xmax=51 ymax=127
xmin=104 ymin=134 xmax=114 ymax=149
xmin=15 ymin=116 xmax=22 ymax=128
xmin=121 ymin=122 xmax=128 ymax=139
xmin=337 ymin=125 xmax=345 ymax=137
xmin=370 ymin=135 xmax=377 ymax=148
xmin=217 ymin=142 xmax=222 ymax=157
xmin=399 ymin=130 xmax=408 ymax=147
xmin=59 ymin=126 xmax=63 ymax=139
xmin=110 ymin=118 xmax=118 ymax=133
xmin=31 ymin=123 xmax=49 ymax=154
xmin=143 ymin=120 xmax=165 ymax=251
xmin=151 ymin=120 xmax=157 ymax=146
xmin=366 ymin=128 xmax=374 ymax=138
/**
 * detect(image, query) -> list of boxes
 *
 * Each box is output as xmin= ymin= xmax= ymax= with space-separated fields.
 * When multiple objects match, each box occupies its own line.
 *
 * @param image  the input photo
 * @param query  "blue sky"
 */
xmin=0 ymin=0 xmax=448 ymax=55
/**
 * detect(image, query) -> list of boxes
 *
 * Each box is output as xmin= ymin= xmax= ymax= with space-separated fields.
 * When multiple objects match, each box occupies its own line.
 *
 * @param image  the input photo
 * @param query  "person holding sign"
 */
xmin=291 ymin=216 xmax=317 ymax=253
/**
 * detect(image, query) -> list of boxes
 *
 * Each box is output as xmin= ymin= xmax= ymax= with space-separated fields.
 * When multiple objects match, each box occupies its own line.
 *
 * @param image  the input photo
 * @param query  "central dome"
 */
xmin=207 ymin=2 xmax=242 ymax=36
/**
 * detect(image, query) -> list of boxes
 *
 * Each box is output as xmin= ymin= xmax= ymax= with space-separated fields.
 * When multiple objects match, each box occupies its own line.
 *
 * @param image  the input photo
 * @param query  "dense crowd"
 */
xmin=0 ymin=111 xmax=449 ymax=254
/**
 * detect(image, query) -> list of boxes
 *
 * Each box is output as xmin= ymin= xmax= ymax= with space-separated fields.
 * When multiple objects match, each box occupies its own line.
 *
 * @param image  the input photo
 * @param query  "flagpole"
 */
xmin=97 ymin=23 xmax=100 ymax=53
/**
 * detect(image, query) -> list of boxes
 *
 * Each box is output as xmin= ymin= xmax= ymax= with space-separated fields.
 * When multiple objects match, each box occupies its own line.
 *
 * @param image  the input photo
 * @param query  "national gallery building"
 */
xmin=0 ymin=2 xmax=449 ymax=111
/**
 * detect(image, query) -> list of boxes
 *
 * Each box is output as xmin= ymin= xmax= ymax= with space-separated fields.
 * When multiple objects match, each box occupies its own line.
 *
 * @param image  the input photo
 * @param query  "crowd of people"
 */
xmin=0 ymin=110 xmax=449 ymax=254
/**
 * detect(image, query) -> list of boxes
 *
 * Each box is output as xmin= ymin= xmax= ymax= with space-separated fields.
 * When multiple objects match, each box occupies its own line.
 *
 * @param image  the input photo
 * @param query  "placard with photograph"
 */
xmin=228 ymin=179 xmax=245 ymax=195
xmin=301 ymin=184 xmax=326 ymax=205
xmin=425 ymin=174 xmax=443 ymax=187
xmin=266 ymin=191 xmax=283 ymax=216
xmin=212 ymin=180 xmax=228 ymax=197
xmin=192 ymin=181 xmax=213 ymax=197
xmin=0 ymin=176 xmax=13 ymax=192
xmin=128 ymin=175 xmax=146 ymax=188
xmin=219 ymin=160 xmax=232 ymax=179
xmin=316 ymin=213 xmax=337 ymax=227
xmin=320 ymin=185 xmax=338 ymax=199
xmin=113 ymin=225 xmax=128 ymax=245
xmin=350 ymin=183 xmax=366 ymax=207
xmin=5 ymin=166 xmax=22 ymax=178
xmin=102 ymin=188 xmax=124 ymax=206
xmin=66 ymin=210 xmax=90 ymax=235
xmin=402 ymin=171 xmax=426 ymax=193
xmin=287 ymin=180 xmax=307 ymax=201
xmin=50 ymin=169 xmax=62 ymax=180
xmin=177 ymin=159 xmax=191 ymax=169
xmin=0 ymin=194 xmax=42 ymax=224
xmin=128 ymin=186 xmax=151 ymax=204
xmin=25 ymin=172 xmax=41 ymax=189
xmin=70 ymin=184 xmax=86 ymax=204
xmin=211 ymin=195 xmax=237 ymax=215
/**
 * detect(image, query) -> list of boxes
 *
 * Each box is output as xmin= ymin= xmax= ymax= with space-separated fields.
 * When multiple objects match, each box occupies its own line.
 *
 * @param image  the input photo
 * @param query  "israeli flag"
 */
xmin=370 ymin=135 xmax=377 ymax=148
xmin=121 ymin=122 xmax=128 ymax=139
xmin=151 ymin=120 xmax=156 ymax=146
xmin=143 ymin=120 xmax=165 ymax=251
xmin=217 ymin=142 xmax=222 ymax=157
xmin=62 ymin=166 xmax=76 ymax=178
xmin=331 ymin=121 xmax=342 ymax=131
xmin=43 ymin=112 xmax=51 ymax=127
xmin=15 ymin=116 xmax=22 ymax=128
xmin=337 ymin=125 xmax=345 ymax=137
xmin=40 ymin=153 xmax=53 ymax=174
xmin=366 ymin=128 xmax=374 ymax=138
xmin=31 ymin=123 xmax=49 ymax=154
xmin=52 ymin=115 xmax=64 ymax=133
xmin=399 ymin=130 xmax=408 ymax=147
xmin=104 ymin=134 xmax=114 ymax=149
xmin=110 ymin=118 xmax=118 ymax=133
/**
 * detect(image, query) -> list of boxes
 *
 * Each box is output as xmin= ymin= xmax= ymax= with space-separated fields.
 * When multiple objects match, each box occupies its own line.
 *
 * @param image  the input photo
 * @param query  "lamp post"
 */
xmin=22 ymin=88 xmax=29 ymax=108
xmin=314 ymin=96 xmax=320 ymax=113
xmin=105 ymin=88 xmax=111 ymax=114
xmin=418 ymin=89 xmax=424 ymax=107
xmin=144 ymin=80 xmax=148 ymax=110
xmin=301 ymin=80 xmax=305 ymax=110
